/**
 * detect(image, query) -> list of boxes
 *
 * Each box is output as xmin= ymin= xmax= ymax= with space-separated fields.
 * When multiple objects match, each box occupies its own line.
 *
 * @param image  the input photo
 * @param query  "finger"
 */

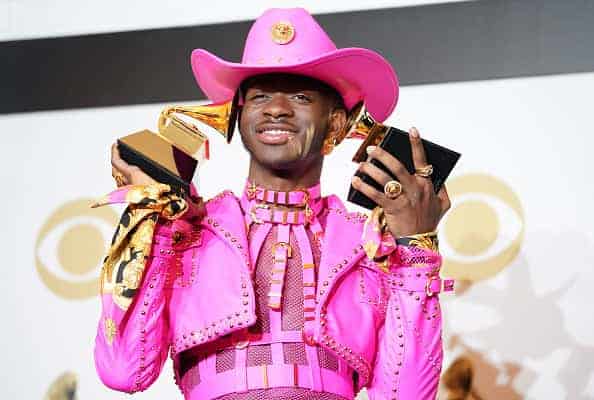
xmin=351 ymin=176 xmax=386 ymax=206
xmin=437 ymin=185 xmax=451 ymax=216
xmin=409 ymin=127 xmax=428 ymax=170
xmin=366 ymin=145 xmax=414 ymax=187
xmin=358 ymin=161 xmax=393 ymax=188
xmin=111 ymin=143 xmax=131 ymax=175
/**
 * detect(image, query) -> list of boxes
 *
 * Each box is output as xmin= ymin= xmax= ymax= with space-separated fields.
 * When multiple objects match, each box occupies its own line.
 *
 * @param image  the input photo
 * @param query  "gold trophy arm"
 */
xmin=339 ymin=102 xmax=389 ymax=162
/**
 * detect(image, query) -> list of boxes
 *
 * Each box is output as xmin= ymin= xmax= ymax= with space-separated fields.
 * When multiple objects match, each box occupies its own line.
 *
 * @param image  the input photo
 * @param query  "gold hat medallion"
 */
xmin=271 ymin=21 xmax=295 ymax=44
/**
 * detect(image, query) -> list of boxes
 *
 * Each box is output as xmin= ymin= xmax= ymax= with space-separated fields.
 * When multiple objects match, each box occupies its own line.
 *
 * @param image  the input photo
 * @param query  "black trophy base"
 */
xmin=117 ymin=140 xmax=194 ymax=195
xmin=348 ymin=127 xmax=461 ymax=210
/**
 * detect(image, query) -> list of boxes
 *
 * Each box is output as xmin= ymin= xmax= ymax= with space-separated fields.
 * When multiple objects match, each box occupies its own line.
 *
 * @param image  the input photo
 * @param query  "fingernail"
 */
xmin=351 ymin=176 xmax=359 ymax=183
xmin=366 ymin=146 xmax=376 ymax=154
xmin=410 ymin=127 xmax=419 ymax=138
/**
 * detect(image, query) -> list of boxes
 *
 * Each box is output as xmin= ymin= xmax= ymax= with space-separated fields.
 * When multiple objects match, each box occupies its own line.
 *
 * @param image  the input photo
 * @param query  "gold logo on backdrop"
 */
xmin=271 ymin=21 xmax=295 ymax=44
xmin=441 ymin=174 xmax=524 ymax=281
xmin=35 ymin=199 xmax=118 ymax=299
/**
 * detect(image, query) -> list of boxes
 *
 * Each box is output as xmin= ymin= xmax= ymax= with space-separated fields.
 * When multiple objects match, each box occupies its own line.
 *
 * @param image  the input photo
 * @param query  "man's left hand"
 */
xmin=351 ymin=127 xmax=451 ymax=238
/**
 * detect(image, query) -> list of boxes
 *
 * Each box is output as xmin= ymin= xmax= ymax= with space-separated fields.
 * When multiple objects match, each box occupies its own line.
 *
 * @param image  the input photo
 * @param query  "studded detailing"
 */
xmin=94 ymin=184 xmax=449 ymax=399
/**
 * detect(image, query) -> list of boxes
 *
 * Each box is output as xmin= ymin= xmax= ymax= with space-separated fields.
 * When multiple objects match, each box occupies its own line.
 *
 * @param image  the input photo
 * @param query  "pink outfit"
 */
xmin=94 ymin=184 xmax=450 ymax=399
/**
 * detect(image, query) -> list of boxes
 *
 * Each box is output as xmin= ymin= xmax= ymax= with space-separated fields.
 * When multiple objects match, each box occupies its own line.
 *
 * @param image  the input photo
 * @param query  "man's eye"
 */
xmin=249 ymin=93 xmax=268 ymax=101
xmin=293 ymin=94 xmax=311 ymax=102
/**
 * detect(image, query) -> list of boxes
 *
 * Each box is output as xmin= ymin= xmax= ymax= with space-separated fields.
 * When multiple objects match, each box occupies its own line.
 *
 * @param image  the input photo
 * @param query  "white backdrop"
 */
xmin=2 ymin=1 xmax=593 ymax=399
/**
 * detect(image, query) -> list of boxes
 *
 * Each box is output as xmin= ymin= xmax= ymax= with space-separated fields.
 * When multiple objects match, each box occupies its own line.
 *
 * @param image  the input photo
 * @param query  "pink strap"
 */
xmin=252 ymin=207 xmax=311 ymax=225
xmin=242 ymin=198 xmax=324 ymax=226
xmin=188 ymin=364 xmax=354 ymax=399
xmin=232 ymin=330 xmax=248 ymax=392
xmin=268 ymin=299 xmax=285 ymax=365
xmin=390 ymin=273 xmax=455 ymax=295
xmin=293 ymin=225 xmax=317 ymax=343
xmin=267 ymin=224 xmax=290 ymax=309
xmin=246 ymin=181 xmax=322 ymax=206
xmin=197 ymin=330 xmax=306 ymax=351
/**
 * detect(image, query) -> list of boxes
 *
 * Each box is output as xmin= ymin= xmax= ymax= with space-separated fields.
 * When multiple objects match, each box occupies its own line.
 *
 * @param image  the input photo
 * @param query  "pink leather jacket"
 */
xmin=94 ymin=190 xmax=451 ymax=399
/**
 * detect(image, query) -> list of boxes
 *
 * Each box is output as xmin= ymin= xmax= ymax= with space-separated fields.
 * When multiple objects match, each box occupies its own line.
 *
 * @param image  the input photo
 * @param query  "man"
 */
xmin=95 ymin=8 xmax=452 ymax=400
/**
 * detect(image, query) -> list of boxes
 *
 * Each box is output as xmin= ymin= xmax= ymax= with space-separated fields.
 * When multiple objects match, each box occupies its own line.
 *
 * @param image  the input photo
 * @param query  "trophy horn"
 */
xmin=339 ymin=102 xmax=389 ymax=162
xmin=340 ymin=102 xmax=376 ymax=142
xmin=158 ymin=93 xmax=239 ymax=143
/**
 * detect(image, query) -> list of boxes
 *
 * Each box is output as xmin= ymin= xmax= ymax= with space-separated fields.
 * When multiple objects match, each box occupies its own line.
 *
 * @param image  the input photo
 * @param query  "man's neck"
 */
xmin=247 ymin=159 xmax=322 ymax=191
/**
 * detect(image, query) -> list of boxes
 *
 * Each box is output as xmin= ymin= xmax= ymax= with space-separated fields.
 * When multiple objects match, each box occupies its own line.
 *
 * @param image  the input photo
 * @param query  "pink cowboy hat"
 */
xmin=190 ymin=8 xmax=399 ymax=122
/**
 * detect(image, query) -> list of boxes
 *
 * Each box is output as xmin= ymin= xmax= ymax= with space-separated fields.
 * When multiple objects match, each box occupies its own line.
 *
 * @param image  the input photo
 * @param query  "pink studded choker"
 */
xmin=244 ymin=180 xmax=322 ymax=205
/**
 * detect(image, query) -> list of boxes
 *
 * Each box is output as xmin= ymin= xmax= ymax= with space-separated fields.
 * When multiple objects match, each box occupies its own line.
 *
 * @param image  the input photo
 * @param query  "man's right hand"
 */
xmin=111 ymin=143 xmax=156 ymax=187
xmin=110 ymin=144 xmax=205 ymax=219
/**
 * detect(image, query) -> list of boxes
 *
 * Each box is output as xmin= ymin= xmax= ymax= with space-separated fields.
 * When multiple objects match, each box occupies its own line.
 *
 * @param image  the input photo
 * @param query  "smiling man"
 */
xmin=239 ymin=73 xmax=346 ymax=189
xmin=95 ymin=8 xmax=453 ymax=400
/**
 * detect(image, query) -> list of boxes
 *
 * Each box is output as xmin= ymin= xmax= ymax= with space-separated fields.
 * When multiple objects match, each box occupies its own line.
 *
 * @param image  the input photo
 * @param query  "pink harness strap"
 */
xmin=186 ymin=364 xmax=354 ymax=399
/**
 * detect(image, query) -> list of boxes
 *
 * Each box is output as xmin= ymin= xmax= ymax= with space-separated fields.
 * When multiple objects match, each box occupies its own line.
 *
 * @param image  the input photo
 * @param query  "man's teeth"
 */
xmin=260 ymin=129 xmax=292 ymax=135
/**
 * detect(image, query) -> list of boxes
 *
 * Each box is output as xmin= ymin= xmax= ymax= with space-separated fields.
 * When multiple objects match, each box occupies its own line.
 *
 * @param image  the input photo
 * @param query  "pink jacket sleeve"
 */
xmin=367 ymin=246 xmax=452 ymax=400
xmin=93 ymin=183 xmax=203 ymax=393
xmin=94 ymin=227 xmax=172 ymax=393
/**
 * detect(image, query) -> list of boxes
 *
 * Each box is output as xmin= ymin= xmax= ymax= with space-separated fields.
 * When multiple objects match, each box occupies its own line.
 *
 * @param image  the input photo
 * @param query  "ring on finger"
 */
xmin=415 ymin=164 xmax=433 ymax=178
xmin=384 ymin=180 xmax=403 ymax=200
xmin=113 ymin=172 xmax=127 ymax=187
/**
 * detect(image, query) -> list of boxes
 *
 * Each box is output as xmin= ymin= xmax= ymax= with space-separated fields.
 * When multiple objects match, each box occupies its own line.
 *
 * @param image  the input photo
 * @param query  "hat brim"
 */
xmin=191 ymin=47 xmax=398 ymax=122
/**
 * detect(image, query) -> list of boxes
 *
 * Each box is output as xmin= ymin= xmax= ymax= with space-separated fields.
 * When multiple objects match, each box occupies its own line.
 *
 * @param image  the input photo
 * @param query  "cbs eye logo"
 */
xmin=35 ymin=199 xmax=118 ymax=299
xmin=440 ymin=173 xmax=524 ymax=281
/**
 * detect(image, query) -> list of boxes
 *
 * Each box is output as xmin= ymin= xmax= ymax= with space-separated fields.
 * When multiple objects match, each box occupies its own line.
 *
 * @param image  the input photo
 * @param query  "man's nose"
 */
xmin=263 ymin=94 xmax=293 ymax=119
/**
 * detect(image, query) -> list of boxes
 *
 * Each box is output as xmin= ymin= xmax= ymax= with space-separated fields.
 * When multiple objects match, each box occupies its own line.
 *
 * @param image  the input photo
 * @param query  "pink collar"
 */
xmin=244 ymin=181 xmax=322 ymax=206
xmin=241 ymin=181 xmax=324 ymax=226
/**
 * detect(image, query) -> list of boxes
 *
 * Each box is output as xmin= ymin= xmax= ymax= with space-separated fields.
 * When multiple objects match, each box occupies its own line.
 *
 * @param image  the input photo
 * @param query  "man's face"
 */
xmin=238 ymin=74 xmax=344 ymax=172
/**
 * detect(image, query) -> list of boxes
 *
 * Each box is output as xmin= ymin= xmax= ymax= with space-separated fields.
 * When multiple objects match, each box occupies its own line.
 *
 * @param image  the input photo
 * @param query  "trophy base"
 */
xmin=348 ymin=127 xmax=461 ymax=210
xmin=117 ymin=139 xmax=194 ymax=195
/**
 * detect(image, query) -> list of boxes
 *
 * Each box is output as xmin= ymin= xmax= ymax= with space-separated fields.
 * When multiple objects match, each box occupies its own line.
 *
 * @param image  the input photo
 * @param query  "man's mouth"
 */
xmin=255 ymin=125 xmax=297 ymax=145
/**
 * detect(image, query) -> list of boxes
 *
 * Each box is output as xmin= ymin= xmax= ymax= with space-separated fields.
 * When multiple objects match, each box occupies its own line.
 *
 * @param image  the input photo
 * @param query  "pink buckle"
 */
xmin=271 ymin=241 xmax=292 ymax=263
xmin=425 ymin=277 xmax=455 ymax=297
xmin=250 ymin=203 xmax=269 ymax=224
xmin=232 ymin=331 xmax=250 ymax=349
xmin=302 ymin=330 xmax=317 ymax=346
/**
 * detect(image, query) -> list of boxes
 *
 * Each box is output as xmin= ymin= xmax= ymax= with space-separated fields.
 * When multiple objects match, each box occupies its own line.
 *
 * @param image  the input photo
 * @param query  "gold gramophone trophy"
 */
xmin=117 ymin=95 xmax=238 ymax=194
xmin=341 ymin=102 xmax=461 ymax=209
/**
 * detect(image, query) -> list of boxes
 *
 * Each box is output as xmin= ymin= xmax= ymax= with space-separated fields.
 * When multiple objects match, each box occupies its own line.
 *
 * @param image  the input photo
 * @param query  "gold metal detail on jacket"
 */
xmin=246 ymin=182 xmax=258 ymax=199
xmin=98 ymin=184 xmax=188 ymax=311
xmin=271 ymin=21 xmax=295 ymax=44
xmin=405 ymin=232 xmax=439 ymax=252
xmin=104 ymin=317 xmax=117 ymax=345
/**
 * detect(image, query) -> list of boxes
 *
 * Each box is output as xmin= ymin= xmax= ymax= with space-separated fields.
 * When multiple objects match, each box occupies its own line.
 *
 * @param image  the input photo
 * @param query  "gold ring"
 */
xmin=415 ymin=165 xmax=433 ymax=178
xmin=113 ymin=172 xmax=127 ymax=187
xmin=383 ymin=180 xmax=402 ymax=199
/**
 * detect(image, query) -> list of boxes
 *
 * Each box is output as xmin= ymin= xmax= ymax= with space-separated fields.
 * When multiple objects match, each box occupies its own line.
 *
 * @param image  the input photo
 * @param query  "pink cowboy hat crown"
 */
xmin=190 ymin=8 xmax=399 ymax=122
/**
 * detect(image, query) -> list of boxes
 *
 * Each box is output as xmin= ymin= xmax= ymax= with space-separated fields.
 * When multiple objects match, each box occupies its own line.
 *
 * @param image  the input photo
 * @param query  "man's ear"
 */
xmin=327 ymin=108 xmax=347 ymax=140
xmin=321 ymin=108 xmax=347 ymax=155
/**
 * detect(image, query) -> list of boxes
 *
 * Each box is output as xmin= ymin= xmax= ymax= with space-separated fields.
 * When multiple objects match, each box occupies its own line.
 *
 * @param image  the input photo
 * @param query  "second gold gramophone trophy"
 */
xmin=339 ymin=102 xmax=461 ymax=209
xmin=117 ymin=95 xmax=238 ymax=194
